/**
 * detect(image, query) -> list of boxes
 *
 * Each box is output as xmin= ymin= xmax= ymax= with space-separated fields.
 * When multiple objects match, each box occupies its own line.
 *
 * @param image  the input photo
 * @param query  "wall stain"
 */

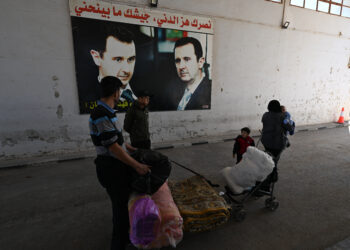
xmin=26 ymin=129 xmax=44 ymax=141
xmin=59 ymin=125 xmax=72 ymax=142
xmin=52 ymin=75 xmax=59 ymax=99
xmin=1 ymin=138 xmax=17 ymax=147
xmin=56 ymin=105 xmax=63 ymax=119
xmin=47 ymin=137 xmax=56 ymax=143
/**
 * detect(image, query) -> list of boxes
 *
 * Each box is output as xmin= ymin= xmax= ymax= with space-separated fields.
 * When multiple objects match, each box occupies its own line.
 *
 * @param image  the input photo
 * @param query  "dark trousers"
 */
xmin=236 ymin=154 xmax=243 ymax=164
xmin=260 ymin=148 xmax=283 ymax=191
xmin=95 ymin=156 xmax=131 ymax=250
xmin=265 ymin=148 xmax=283 ymax=167
xmin=131 ymin=139 xmax=151 ymax=150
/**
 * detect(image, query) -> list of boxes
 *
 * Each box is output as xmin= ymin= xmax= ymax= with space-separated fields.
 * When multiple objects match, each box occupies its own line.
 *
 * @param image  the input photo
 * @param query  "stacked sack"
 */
xmin=147 ymin=183 xmax=183 ymax=248
xmin=169 ymin=175 xmax=231 ymax=233
xmin=221 ymin=146 xmax=275 ymax=194
xmin=128 ymin=182 xmax=183 ymax=249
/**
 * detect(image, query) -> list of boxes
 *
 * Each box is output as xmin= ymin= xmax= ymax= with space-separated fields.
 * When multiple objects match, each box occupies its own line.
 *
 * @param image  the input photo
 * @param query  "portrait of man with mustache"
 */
xmin=174 ymin=37 xmax=211 ymax=111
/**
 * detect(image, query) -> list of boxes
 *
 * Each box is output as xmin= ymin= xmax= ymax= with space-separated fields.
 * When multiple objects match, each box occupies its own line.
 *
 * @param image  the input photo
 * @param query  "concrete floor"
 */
xmin=1 ymin=127 xmax=350 ymax=250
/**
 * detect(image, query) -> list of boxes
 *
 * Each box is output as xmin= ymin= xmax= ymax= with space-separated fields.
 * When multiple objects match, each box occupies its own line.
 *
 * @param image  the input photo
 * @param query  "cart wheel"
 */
xmin=265 ymin=198 xmax=279 ymax=211
xmin=234 ymin=209 xmax=246 ymax=222
xmin=269 ymin=201 xmax=279 ymax=211
xmin=265 ymin=198 xmax=273 ymax=207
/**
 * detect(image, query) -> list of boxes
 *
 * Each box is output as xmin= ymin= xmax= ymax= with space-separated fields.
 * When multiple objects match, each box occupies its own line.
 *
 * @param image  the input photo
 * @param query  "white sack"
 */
xmin=221 ymin=146 xmax=275 ymax=194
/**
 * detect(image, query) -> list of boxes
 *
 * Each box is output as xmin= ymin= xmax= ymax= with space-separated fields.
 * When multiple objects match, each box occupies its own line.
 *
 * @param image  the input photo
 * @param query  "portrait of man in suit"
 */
xmin=71 ymin=15 xmax=213 ymax=113
xmin=174 ymin=37 xmax=211 ymax=111
xmin=89 ymin=24 xmax=137 ymax=112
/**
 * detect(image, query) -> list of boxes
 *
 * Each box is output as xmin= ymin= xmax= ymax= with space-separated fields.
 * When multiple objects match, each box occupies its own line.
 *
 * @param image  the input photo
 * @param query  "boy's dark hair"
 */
xmin=241 ymin=127 xmax=250 ymax=134
xmin=174 ymin=37 xmax=203 ymax=61
xmin=100 ymin=76 xmax=122 ymax=98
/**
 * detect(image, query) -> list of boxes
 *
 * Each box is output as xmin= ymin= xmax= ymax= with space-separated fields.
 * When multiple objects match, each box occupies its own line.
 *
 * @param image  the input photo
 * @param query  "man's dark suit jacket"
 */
xmin=151 ymin=76 xmax=212 ymax=111
xmin=184 ymin=76 xmax=211 ymax=110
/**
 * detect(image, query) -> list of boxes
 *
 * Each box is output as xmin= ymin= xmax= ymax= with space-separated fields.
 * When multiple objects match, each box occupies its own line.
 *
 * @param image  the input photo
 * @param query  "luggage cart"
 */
xmin=170 ymin=150 xmax=280 ymax=224
xmin=222 ymin=150 xmax=281 ymax=222
xmin=223 ymin=178 xmax=279 ymax=222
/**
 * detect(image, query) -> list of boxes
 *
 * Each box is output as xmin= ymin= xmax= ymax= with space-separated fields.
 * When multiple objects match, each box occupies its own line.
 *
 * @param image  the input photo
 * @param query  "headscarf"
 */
xmin=267 ymin=100 xmax=281 ymax=113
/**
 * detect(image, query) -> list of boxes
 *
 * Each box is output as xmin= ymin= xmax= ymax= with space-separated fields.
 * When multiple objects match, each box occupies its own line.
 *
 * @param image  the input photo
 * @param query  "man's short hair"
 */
xmin=95 ymin=23 xmax=134 ymax=57
xmin=241 ymin=127 xmax=251 ymax=134
xmin=100 ymin=76 xmax=123 ymax=98
xmin=174 ymin=37 xmax=203 ymax=61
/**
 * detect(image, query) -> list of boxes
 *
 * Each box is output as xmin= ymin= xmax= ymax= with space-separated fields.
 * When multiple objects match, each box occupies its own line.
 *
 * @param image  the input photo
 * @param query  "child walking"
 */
xmin=233 ymin=127 xmax=255 ymax=164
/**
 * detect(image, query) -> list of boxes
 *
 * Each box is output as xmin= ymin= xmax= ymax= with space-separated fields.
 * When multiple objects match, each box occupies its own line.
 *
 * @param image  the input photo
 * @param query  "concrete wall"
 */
xmin=1 ymin=0 xmax=349 ymax=160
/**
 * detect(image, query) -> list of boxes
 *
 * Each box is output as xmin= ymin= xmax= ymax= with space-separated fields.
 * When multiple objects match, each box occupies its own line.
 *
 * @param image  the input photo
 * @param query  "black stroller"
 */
xmin=222 ymin=138 xmax=281 ymax=222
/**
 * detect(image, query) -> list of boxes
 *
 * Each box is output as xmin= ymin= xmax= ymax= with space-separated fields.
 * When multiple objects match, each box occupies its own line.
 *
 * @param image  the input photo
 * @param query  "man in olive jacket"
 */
xmin=124 ymin=90 xmax=151 ymax=149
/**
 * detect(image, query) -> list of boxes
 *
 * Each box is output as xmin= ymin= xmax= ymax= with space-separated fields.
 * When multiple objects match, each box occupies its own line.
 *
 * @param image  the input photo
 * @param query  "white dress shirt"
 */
xmin=177 ymin=74 xmax=204 ymax=111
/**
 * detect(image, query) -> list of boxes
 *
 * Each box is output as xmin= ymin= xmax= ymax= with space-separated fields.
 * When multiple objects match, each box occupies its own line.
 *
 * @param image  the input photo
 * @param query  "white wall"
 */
xmin=0 ymin=0 xmax=349 ymax=159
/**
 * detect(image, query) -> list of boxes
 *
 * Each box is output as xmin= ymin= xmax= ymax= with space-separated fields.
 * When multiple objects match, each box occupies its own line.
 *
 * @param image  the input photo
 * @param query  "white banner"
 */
xmin=69 ymin=0 xmax=214 ymax=34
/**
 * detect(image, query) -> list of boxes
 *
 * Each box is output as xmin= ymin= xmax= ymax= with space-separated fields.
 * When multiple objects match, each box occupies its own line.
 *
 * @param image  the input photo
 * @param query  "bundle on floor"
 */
xmin=221 ymin=146 xmax=275 ymax=194
xmin=130 ymin=149 xmax=172 ymax=195
xmin=169 ymin=175 xmax=231 ymax=232
xmin=128 ymin=194 xmax=161 ymax=248
xmin=146 ymin=182 xmax=183 ymax=249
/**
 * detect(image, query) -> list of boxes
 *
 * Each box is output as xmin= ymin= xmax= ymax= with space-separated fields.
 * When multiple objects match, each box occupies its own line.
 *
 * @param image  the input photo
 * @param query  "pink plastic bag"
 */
xmin=128 ymin=195 xmax=161 ymax=248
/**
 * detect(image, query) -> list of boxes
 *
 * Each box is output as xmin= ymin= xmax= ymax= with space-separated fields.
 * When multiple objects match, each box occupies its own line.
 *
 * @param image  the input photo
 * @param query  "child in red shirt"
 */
xmin=233 ymin=127 xmax=255 ymax=164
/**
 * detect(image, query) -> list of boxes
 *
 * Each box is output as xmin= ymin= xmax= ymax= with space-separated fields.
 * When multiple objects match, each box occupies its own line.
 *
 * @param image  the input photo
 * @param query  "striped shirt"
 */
xmin=89 ymin=100 xmax=124 ymax=157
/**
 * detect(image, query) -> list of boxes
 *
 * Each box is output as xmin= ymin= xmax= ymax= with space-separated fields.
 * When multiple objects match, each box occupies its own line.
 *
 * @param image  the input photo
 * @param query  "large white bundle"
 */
xmin=221 ymin=146 xmax=275 ymax=194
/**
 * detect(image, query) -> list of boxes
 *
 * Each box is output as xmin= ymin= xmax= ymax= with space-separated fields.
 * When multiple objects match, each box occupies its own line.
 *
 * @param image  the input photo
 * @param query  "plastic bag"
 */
xmin=128 ymin=194 xmax=161 ymax=248
xmin=147 ymin=182 xmax=183 ymax=248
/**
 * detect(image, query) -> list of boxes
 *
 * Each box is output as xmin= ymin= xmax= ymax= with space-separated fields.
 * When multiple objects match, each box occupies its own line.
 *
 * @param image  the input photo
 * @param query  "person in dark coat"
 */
xmin=261 ymin=100 xmax=293 ymax=159
xmin=124 ymin=90 xmax=151 ymax=149
xmin=259 ymin=100 xmax=293 ymax=191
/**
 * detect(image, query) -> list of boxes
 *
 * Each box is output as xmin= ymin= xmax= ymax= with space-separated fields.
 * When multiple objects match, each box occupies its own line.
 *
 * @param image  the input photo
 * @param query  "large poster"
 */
xmin=69 ymin=0 xmax=214 ymax=113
